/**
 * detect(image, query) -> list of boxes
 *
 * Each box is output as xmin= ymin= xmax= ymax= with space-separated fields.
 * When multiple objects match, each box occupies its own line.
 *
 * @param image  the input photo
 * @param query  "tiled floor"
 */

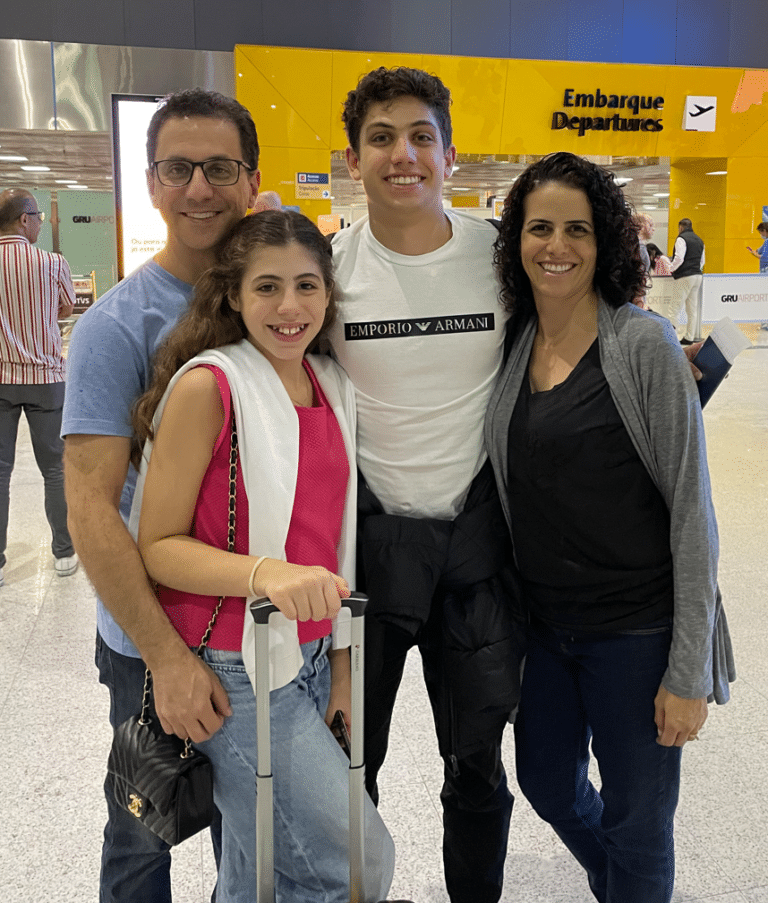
xmin=0 ymin=336 xmax=766 ymax=902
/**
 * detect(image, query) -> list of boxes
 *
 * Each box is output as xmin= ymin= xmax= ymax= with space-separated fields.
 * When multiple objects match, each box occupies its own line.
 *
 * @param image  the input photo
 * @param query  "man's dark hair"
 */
xmin=757 ymin=222 xmax=768 ymax=234
xmin=146 ymin=89 xmax=259 ymax=172
xmin=342 ymin=67 xmax=452 ymax=155
xmin=494 ymin=152 xmax=647 ymax=337
xmin=678 ymin=218 xmax=693 ymax=231
xmin=0 ymin=189 xmax=35 ymax=231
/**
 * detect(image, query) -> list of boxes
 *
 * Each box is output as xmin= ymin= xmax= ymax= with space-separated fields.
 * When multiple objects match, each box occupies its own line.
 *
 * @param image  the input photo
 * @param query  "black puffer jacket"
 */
xmin=357 ymin=460 xmax=525 ymax=763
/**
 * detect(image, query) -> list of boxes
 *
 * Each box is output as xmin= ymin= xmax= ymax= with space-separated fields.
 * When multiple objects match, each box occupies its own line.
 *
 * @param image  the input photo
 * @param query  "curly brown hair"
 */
xmin=493 ymin=152 xmax=648 ymax=336
xmin=341 ymin=66 xmax=452 ymax=155
xmin=131 ymin=210 xmax=337 ymax=464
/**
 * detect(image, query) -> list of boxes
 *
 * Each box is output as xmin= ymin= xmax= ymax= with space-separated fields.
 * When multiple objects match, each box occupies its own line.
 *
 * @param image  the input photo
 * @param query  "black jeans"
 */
xmin=365 ymin=617 xmax=513 ymax=903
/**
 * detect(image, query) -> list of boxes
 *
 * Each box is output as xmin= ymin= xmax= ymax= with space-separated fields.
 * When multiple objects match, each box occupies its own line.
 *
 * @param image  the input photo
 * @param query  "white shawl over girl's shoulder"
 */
xmin=130 ymin=340 xmax=358 ymax=691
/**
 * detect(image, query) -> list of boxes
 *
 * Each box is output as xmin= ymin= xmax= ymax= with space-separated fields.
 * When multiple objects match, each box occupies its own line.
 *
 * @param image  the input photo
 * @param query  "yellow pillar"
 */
xmin=668 ymin=158 xmax=727 ymax=274
xmin=235 ymin=46 xmax=334 ymax=221
xmin=723 ymin=157 xmax=767 ymax=275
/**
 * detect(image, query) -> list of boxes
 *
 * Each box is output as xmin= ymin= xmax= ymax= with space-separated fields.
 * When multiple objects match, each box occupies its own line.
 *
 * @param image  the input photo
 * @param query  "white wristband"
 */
xmin=248 ymin=556 xmax=268 ymax=597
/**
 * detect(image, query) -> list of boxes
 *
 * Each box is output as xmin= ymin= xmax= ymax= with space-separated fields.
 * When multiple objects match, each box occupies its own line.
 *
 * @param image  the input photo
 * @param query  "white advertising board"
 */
xmin=701 ymin=273 xmax=768 ymax=323
xmin=112 ymin=94 xmax=167 ymax=280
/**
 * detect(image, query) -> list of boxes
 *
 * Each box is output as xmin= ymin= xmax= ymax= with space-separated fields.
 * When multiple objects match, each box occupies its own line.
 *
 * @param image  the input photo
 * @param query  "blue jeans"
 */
xmin=0 ymin=382 xmax=74 ymax=568
xmin=95 ymin=634 xmax=222 ymax=902
xmin=514 ymin=619 xmax=682 ymax=903
xmin=197 ymin=637 xmax=395 ymax=903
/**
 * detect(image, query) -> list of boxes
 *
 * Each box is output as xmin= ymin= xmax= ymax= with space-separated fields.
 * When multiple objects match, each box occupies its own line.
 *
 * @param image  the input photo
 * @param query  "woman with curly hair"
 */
xmin=485 ymin=152 xmax=733 ymax=902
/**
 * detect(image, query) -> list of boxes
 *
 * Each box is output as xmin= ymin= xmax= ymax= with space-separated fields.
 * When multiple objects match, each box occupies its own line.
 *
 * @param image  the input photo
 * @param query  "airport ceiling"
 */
xmin=0 ymin=128 xmax=672 ymax=214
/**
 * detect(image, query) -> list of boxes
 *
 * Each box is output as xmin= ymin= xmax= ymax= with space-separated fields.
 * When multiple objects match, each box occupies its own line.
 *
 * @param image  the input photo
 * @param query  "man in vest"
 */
xmin=669 ymin=217 xmax=705 ymax=345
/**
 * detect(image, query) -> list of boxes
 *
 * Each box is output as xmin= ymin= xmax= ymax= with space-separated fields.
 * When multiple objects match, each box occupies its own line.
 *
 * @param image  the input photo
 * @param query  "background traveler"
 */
xmin=647 ymin=241 xmax=672 ymax=275
xmin=62 ymin=89 xmax=260 ymax=902
xmin=488 ymin=152 xmax=733 ymax=903
xmin=669 ymin=217 xmax=705 ymax=344
xmin=251 ymin=190 xmax=282 ymax=212
xmin=746 ymin=221 xmax=768 ymax=331
xmin=746 ymin=220 xmax=768 ymax=272
xmin=0 ymin=188 xmax=77 ymax=585
xmin=633 ymin=212 xmax=653 ymax=274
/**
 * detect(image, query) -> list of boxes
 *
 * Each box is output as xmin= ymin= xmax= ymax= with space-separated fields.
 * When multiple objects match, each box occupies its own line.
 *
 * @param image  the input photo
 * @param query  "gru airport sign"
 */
xmin=551 ymin=88 xmax=665 ymax=137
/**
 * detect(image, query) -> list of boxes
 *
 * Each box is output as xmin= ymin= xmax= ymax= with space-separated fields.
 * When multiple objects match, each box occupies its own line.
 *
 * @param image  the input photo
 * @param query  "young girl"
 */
xmin=131 ymin=210 xmax=395 ymax=902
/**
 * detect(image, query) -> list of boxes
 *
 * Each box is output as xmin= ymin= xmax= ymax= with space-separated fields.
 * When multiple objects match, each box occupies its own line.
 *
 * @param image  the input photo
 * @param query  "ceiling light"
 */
xmin=452 ymin=187 xmax=470 ymax=191
xmin=706 ymin=171 xmax=727 ymax=176
xmin=615 ymin=177 xmax=634 ymax=185
xmin=21 ymin=165 xmax=50 ymax=171
xmin=653 ymin=192 xmax=669 ymax=197
xmin=0 ymin=154 xmax=28 ymax=162
xmin=55 ymin=179 xmax=77 ymax=184
xmin=452 ymin=166 xmax=460 ymax=172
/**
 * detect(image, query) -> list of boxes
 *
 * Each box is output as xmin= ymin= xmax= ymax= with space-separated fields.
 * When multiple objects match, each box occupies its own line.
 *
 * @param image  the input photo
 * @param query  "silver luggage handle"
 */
xmin=248 ymin=592 xmax=368 ymax=903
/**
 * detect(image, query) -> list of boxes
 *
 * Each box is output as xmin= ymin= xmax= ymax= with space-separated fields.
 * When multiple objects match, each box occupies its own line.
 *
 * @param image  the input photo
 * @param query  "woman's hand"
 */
xmin=253 ymin=559 xmax=349 ymax=622
xmin=325 ymin=647 xmax=352 ymax=733
xmin=681 ymin=342 xmax=703 ymax=381
xmin=654 ymin=685 xmax=708 ymax=747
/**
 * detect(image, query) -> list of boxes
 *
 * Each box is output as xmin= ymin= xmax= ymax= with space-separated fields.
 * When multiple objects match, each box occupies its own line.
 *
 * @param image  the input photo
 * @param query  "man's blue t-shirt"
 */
xmin=62 ymin=260 xmax=193 ymax=657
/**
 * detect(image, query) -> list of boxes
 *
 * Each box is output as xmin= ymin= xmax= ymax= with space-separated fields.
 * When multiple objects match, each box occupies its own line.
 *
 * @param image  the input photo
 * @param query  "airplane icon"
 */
xmin=689 ymin=104 xmax=715 ymax=118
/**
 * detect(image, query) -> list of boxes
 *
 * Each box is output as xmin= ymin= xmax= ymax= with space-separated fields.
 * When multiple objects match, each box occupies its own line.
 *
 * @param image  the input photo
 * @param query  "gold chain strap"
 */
xmin=139 ymin=418 xmax=239 ymax=758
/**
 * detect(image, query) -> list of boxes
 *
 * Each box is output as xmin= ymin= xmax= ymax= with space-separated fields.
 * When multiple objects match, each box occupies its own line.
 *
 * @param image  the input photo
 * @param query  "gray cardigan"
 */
xmin=485 ymin=300 xmax=735 ymax=703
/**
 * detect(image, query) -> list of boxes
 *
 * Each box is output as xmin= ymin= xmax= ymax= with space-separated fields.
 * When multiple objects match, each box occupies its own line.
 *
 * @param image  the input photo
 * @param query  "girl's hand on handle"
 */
xmin=253 ymin=558 xmax=350 ymax=621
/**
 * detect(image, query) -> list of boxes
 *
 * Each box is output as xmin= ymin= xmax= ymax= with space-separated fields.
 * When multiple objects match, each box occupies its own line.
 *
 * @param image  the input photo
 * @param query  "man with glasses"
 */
xmin=62 ymin=89 xmax=260 ymax=903
xmin=0 ymin=188 xmax=77 ymax=587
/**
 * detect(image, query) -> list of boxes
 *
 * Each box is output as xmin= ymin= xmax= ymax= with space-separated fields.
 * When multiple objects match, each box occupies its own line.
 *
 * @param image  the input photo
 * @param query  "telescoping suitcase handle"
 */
xmin=249 ymin=592 xmax=368 ymax=903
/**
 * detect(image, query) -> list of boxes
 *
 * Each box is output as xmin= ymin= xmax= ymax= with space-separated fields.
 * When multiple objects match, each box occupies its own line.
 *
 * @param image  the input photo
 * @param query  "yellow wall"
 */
xmin=669 ymin=158 xmax=727 ymax=273
xmin=235 ymin=46 xmax=768 ymax=273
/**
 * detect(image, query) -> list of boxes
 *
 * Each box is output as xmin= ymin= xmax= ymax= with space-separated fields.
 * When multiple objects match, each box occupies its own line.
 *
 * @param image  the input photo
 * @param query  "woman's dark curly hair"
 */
xmin=493 ymin=152 xmax=648 ymax=335
xmin=131 ymin=210 xmax=337 ymax=466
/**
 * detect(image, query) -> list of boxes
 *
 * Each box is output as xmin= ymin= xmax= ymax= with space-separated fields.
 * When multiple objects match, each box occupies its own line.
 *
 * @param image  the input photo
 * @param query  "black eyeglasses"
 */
xmin=25 ymin=210 xmax=45 ymax=222
xmin=153 ymin=158 xmax=254 ymax=187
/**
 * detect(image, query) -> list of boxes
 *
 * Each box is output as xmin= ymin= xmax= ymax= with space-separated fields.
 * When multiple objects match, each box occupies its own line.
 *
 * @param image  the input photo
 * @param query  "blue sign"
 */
xmin=297 ymin=172 xmax=329 ymax=184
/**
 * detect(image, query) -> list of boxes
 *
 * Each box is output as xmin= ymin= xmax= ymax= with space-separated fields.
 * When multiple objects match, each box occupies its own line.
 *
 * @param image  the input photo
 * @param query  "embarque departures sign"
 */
xmin=551 ymin=88 xmax=665 ymax=137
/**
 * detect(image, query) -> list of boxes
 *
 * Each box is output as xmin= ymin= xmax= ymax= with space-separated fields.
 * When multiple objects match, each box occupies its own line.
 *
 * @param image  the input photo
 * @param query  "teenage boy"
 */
xmin=62 ymin=89 xmax=260 ymax=903
xmin=328 ymin=67 xmax=521 ymax=903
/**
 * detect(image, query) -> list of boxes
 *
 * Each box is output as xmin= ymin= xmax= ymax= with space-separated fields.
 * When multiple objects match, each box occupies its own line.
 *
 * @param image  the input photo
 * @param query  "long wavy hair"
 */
xmin=131 ymin=210 xmax=337 ymax=463
xmin=493 ymin=152 xmax=648 ymax=337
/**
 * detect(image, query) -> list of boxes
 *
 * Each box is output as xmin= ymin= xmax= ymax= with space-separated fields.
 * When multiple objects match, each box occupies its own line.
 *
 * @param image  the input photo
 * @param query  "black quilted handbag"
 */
xmin=106 ymin=420 xmax=239 ymax=846
xmin=107 ymin=674 xmax=215 ymax=845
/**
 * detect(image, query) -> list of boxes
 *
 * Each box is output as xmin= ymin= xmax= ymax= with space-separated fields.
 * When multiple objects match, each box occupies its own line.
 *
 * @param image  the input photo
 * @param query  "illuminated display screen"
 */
xmin=112 ymin=94 xmax=167 ymax=280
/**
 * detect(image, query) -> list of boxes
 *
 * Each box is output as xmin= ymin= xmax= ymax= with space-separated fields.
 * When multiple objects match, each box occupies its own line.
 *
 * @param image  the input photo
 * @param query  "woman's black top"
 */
xmin=506 ymin=338 xmax=673 ymax=631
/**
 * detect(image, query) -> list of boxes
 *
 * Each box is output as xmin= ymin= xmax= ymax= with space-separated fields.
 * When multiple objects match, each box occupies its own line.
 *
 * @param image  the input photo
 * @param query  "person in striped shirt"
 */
xmin=0 ymin=188 xmax=77 ymax=585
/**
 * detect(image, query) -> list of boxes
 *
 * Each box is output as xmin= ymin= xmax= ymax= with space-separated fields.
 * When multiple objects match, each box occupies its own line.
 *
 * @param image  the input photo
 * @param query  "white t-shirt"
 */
xmin=329 ymin=211 xmax=507 ymax=520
